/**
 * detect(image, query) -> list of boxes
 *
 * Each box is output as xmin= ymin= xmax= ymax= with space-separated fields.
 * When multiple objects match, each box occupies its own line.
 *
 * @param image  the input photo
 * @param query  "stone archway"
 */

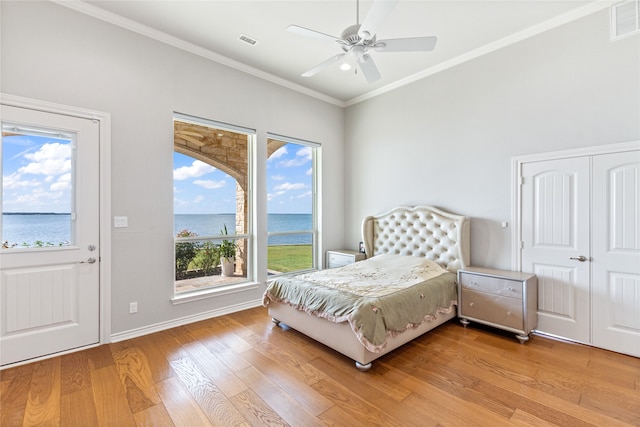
xmin=174 ymin=120 xmax=287 ymax=276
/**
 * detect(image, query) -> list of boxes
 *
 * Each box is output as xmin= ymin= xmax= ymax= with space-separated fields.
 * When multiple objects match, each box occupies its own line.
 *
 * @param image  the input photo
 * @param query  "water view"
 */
xmin=2 ymin=213 xmax=312 ymax=248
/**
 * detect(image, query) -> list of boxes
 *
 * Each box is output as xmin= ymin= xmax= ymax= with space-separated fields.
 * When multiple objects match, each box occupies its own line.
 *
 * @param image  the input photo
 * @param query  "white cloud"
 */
xmin=193 ymin=179 xmax=226 ymax=189
xmin=194 ymin=195 xmax=204 ymax=203
xmin=2 ymin=172 xmax=40 ymax=190
xmin=19 ymin=142 xmax=71 ymax=175
xmin=174 ymin=197 xmax=188 ymax=207
xmin=295 ymin=191 xmax=312 ymax=199
xmin=279 ymin=147 xmax=312 ymax=168
xmin=5 ymin=189 xmax=66 ymax=211
xmin=269 ymin=146 xmax=288 ymax=160
xmin=50 ymin=173 xmax=71 ymax=191
xmin=271 ymin=174 xmax=285 ymax=181
xmin=174 ymin=160 xmax=215 ymax=180
xmin=266 ymin=190 xmax=287 ymax=202
xmin=268 ymin=182 xmax=307 ymax=202
xmin=274 ymin=182 xmax=305 ymax=191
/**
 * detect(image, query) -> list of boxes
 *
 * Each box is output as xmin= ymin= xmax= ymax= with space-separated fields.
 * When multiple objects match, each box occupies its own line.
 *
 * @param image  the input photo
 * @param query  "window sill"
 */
xmin=171 ymin=281 xmax=260 ymax=305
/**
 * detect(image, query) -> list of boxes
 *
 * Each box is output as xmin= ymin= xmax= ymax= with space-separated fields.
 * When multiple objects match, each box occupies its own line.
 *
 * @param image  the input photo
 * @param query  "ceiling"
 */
xmin=63 ymin=1 xmax=609 ymax=106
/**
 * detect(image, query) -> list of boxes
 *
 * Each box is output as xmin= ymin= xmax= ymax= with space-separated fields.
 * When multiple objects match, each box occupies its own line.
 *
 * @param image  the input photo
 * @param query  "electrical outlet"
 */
xmin=129 ymin=302 xmax=138 ymax=313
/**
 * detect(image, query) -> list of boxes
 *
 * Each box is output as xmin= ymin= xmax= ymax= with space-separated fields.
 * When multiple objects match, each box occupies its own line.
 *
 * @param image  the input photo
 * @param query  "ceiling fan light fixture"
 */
xmin=289 ymin=0 xmax=434 ymax=83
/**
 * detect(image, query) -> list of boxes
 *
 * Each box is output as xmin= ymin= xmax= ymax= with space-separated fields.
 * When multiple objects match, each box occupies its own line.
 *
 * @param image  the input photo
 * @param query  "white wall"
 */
xmin=344 ymin=10 xmax=640 ymax=269
xmin=2 ymin=2 xmax=638 ymax=338
xmin=1 ymin=1 xmax=345 ymax=335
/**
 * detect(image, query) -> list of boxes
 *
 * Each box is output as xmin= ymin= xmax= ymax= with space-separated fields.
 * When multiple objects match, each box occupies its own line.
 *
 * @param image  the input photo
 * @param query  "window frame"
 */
xmin=266 ymin=132 xmax=320 ymax=276
xmin=172 ymin=112 xmax=256 ymax=298
xmin=1 ymin=123 xmax=77 ymax=251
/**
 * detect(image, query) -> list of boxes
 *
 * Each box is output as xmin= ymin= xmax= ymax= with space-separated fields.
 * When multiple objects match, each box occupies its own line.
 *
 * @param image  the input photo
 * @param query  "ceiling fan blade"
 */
xmin=374 ymin=36 xmax=438 ymax=52
xmin=358 ymin=0 xmax=398 ymax=40
xmin=302 ymin=53 xmax=346 ymax=77
xmin=358 ymin=54 xmax=381 ymax=83
xmin=287 ymin=25 xmax=341 ymax=43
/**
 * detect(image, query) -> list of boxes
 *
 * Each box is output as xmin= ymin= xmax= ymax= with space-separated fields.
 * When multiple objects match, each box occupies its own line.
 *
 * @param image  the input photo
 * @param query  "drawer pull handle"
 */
xmin=507 ymin=311 xmax=512 ymax=316
xmin=507 ymin=287 xmax=514 ymax=291
xmin=469 ymin=302 xmax=474 ymax=307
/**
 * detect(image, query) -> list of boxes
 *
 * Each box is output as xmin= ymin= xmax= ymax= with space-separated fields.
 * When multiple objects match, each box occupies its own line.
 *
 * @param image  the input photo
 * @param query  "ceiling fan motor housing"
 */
xmin=341 ymin=24 xmax=375 ymax=45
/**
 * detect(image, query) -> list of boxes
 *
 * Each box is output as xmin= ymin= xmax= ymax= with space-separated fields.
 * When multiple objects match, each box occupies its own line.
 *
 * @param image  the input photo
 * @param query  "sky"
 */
xmin=2 ymin=134 xmax=313 ymax=215
xmin=2 ymin=134 xmax=72 ymax=213
xmin=173 ymin=142 xmax=313 ymax=214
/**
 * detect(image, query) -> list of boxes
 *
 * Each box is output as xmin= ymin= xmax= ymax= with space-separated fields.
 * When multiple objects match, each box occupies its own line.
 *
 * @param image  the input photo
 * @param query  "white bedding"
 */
xmin=293 ymin=253 xmax=448 ymax=298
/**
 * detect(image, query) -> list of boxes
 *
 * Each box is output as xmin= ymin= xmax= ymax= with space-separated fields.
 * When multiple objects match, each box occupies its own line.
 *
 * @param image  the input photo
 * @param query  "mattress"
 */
xmin=263 ymin=254 xmax=458 ymax=352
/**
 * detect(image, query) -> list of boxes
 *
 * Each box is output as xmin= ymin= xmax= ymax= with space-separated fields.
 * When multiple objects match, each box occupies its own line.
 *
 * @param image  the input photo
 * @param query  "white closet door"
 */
xmin=521 ymin=157 xmax=591 ymax=343
xmin=592 ymin=151 xmax=640 ymax=357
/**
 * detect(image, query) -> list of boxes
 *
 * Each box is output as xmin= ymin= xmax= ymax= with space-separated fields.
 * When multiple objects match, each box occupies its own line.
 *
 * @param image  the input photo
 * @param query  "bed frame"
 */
xmin=269 ymin=205 xmax=470 ymax=370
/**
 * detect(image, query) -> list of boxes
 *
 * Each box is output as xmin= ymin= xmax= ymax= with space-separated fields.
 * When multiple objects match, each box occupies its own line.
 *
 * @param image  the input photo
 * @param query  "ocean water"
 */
xmin=2 ymin=213 xmax=312 ymax=247
xmin=175 ymin=213 xmax=313 ymax=245
xmin=2 ymin=213 xmax=71 ymax=247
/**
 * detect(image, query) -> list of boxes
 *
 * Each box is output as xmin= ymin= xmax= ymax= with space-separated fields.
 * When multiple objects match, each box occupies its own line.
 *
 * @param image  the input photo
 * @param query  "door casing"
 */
xmin=0 ymin=93 xmax=112 ymax=368
xmin=512 ymin=140 xmax=640 ymax=354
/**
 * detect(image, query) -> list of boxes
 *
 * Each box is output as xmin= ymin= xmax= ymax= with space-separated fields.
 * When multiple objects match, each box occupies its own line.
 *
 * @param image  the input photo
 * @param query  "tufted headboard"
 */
xmin=361 ymin=206 xmax=470 ymax=272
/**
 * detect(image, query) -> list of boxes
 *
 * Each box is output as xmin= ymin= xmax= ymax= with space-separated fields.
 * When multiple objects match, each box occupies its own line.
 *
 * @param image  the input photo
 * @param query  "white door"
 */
xmin=521 ymin=157 xmax=591 ymax=343
xmin=591 ymin=151 xmax=640 ymax=357
xmin=1 ymin=104 xmax=100 ymax=366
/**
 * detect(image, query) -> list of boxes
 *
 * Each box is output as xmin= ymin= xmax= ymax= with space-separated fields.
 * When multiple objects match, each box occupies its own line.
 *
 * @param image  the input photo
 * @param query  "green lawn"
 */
xmin=268 ymin=244 xmax=313 ymax=273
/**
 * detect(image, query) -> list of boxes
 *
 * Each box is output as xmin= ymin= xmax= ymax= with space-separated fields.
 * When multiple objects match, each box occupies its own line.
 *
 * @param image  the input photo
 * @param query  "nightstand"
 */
xmin=325 ymin=249 xmax=365 ymax=269
xmin=458 ymin=266 xmax=537 ymax=343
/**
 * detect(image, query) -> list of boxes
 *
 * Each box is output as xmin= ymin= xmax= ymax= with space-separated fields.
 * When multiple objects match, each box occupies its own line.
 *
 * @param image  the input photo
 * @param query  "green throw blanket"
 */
xmin=263 ymin=254 xmax=458 ymax=352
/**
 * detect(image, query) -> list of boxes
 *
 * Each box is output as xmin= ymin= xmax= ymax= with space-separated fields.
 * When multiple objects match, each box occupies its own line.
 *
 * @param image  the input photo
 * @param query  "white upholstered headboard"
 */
xmin=361 ymin=206 xmax=470 ymax=272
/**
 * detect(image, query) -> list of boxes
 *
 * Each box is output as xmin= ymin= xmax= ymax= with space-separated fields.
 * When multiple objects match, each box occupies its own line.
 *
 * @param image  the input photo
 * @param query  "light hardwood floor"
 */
xmin=1 ymin=306 xmax=639 ymax=426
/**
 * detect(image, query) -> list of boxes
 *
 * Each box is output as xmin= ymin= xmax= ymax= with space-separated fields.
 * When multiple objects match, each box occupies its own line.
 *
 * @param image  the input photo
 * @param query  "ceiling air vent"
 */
xmin=611 ymin=0 xmax=640 ymax=40
xmin=238 ymin=34 xmax=258 ymax=46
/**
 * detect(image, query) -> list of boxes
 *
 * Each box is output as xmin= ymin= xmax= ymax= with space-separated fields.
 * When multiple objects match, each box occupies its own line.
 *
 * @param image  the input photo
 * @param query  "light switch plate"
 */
xmin=114 ymin=216 xmax=128 ymax=228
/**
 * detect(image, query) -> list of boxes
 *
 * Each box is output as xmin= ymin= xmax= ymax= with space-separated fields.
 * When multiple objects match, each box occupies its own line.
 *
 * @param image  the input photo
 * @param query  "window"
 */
xmin=2 ymin=124 xmax=74 ymax=250
xmin=266 ymin=134 xmax=319 ymax=275
xmin=173 ymin=113 xmax=254 ymax=294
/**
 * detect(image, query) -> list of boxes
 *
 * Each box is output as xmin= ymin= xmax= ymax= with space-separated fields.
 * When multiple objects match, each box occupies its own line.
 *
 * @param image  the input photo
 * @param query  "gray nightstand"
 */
xmin=325 ymin=249 xmax=365 ymax=269
xmin=458 ymin=266 xmax=538 ymax=343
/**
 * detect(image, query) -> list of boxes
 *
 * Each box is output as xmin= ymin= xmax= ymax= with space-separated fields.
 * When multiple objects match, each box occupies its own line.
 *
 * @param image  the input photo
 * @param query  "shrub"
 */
xmin=193 ymin=241 xmax=220 ymax=275
xmin=175 ymin=229 xmax=198 ymax=278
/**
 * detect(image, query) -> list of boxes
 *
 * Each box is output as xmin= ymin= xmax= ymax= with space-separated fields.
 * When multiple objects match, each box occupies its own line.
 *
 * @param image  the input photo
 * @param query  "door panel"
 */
xmin=521 ymin=157 xmax=590 ymax=343
xmin=1 ymin=105 xmax=100 ymax=366
xmin=592 ymin=151 xmax=640 ymax=356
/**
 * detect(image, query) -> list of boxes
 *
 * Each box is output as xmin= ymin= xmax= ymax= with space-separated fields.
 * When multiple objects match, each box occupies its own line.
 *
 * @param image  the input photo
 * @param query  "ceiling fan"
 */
xmin=288 ymin=0 xmax=437 ymax=83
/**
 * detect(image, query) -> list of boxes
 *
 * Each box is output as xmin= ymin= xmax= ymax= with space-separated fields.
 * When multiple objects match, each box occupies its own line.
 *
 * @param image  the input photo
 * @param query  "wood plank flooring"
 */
xmin=1 ymin=306 xmax=638 ymax=426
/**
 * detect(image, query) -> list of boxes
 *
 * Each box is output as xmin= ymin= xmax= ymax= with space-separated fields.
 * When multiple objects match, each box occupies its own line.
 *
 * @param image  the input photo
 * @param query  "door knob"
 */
xmin=569 ymin=255 xmax=588 ymax=262
xmin=79 ymin=257 xmax=96 ymax=264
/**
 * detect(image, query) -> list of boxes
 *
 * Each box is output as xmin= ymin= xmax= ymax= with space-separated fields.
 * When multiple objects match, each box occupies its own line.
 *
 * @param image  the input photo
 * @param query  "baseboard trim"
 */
xmin=110 ymin=299 xmax=264 ymax=343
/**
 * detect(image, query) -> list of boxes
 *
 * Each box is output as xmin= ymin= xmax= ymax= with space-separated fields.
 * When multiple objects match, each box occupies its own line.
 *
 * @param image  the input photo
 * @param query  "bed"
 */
xmin=263 ymin=205 xmax=470 ymax=370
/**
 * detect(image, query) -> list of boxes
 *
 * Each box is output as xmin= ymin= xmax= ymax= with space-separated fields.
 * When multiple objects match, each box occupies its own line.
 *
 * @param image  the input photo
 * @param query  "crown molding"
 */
xmin=51 ymin=0 xmax=613 ymax=109
xmin=51 ymin=0 xmax=346 ymax=107
xmin=345 ymin=1 xmax=616 ymax=107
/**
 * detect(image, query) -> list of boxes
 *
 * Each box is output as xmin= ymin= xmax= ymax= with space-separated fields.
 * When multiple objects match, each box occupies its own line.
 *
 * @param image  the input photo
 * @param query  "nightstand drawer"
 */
xmin=460 ymin=289 xmax=524 ymax=330
xmin=459 ymin=272 xmax=523 ymax=299
xmin=327 ymin=252 xmax=353 ymax=268
xmin=458 ymin=267 xmax=537 ymax=343
xmin=326 ymin=250 xmax=365 ymax=269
